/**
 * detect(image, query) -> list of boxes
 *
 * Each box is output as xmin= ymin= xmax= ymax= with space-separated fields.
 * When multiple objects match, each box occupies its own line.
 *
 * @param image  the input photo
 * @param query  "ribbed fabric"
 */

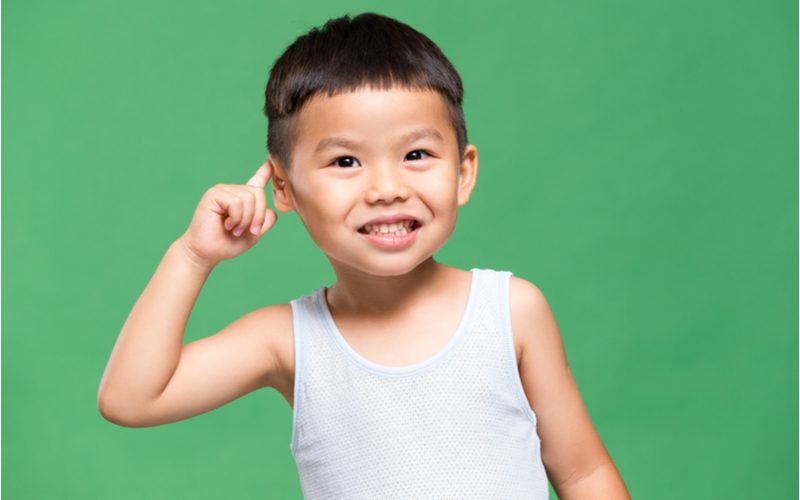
xmin=288 ymin=268 xmax=549 ymax=499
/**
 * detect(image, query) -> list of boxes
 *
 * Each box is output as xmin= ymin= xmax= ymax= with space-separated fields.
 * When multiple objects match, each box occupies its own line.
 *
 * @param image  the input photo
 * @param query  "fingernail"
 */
xmin=250 ymin=224 xmax=261 ymax=235
xmin=233 ymin=226 xmax=244 ymax=236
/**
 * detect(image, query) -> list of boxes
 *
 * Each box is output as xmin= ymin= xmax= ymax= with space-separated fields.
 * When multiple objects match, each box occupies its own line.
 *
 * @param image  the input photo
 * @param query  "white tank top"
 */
xmin=288 ymin=268 xmax=549 ymax=499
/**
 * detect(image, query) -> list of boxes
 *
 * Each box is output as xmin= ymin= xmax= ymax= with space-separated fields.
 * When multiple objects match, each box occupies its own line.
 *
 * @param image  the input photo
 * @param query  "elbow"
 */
xmin=97 ymin=393 xmax=151 ymax=428
xmin=97 ymin=377 xmax=128 ymax=425
xmin=97 ymin=395 xmax=129 ymax=427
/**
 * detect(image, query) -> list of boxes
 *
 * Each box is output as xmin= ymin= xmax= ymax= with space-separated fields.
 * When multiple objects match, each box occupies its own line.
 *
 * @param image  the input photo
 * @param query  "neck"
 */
xmin=324 ymin=257 xmax=450 ymax=317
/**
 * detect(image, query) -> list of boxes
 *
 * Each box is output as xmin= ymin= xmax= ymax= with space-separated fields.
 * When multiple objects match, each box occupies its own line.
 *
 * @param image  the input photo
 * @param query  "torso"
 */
xmin=269 ymin=272 xmax=527 ymax=410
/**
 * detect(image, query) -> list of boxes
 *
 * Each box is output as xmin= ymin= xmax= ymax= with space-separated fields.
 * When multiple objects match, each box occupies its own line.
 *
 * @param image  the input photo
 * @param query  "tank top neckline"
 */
xmin=315 ymin=268 xmax=480 ymax=376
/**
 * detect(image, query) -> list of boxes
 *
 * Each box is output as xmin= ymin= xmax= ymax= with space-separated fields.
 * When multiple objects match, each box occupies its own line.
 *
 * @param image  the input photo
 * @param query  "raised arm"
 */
xmin=97 ymin=162 xmax=281 ymax=427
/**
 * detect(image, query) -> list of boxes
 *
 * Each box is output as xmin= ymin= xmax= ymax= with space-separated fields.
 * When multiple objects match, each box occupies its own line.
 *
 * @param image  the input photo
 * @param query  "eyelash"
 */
xmin=330 ymin=150 xmax=432 ymax=168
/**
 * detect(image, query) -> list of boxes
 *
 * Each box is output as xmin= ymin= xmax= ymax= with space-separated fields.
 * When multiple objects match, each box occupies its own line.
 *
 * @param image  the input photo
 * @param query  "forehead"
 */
xmin=292 ymin=87 xmax=455 ymax=154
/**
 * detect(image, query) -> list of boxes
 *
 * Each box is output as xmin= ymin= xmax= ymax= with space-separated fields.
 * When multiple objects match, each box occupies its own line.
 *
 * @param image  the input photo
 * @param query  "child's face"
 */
xmin=270 ymin=87 xmax=478 ymax=277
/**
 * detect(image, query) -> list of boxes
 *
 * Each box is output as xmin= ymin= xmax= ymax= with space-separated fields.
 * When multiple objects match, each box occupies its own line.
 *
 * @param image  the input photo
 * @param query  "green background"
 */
xmin=4 ymin=0 xmax=797 ymax=498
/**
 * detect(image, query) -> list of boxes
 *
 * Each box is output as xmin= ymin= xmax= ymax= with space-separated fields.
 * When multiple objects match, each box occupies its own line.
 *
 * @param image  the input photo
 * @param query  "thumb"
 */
xmin=246 ymin=161 xmax=271 ymax=189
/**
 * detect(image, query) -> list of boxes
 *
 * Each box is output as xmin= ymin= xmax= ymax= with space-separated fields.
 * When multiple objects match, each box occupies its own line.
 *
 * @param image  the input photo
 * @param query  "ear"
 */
xmin=268 ymin=155 xmax=295 ymax=213
xmin=456 ymin=144 xmax=479 ymax=206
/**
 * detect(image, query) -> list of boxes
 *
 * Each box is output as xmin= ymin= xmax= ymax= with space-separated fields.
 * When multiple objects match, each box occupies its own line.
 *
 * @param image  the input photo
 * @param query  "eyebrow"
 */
xmin=313 ymin=127 xmax=445 ymax=155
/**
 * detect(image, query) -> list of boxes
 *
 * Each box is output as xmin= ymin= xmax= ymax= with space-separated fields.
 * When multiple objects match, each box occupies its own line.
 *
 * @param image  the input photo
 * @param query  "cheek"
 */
xmin=413 ymin=170 xmax=459 ymax=207
xmin=297 ymin=178 xmax=356 ymax=220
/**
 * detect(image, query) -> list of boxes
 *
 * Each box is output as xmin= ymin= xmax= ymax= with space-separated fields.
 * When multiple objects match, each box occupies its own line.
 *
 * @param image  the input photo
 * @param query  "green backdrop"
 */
xmin=4 ymin=0 xmax=797 ymax=498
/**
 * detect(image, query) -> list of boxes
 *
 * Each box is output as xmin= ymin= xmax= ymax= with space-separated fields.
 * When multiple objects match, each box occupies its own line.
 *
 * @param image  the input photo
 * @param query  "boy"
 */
xmin=98 ymin=12 xmax=630 ymax=499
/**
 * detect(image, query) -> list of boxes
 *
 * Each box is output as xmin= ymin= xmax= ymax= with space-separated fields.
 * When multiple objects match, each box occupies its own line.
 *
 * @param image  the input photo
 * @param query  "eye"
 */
xmin=331 ymin=156 xmax=361 ymax=168
xmin=405 ymin=150 xmax=431 ymax=161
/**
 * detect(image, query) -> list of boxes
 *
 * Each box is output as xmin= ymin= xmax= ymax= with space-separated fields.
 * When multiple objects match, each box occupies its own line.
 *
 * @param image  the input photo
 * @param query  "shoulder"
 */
xmin=238 ymin=301 xmax=293 ymax=341
xmin=228 ymin=302 xmax=294 ymax=390
xmin=507 ymin=275 xmax=557 ymax=363
xmin=253 ymin=303 xmax=295 ymax=382
xmin=508 ymin=274 xmax=547 ymax=310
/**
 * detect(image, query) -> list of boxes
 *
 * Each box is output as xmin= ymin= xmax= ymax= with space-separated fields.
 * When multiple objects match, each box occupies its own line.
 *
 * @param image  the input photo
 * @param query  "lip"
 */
xmin=357 ymin=221 xmax=421 ymax=250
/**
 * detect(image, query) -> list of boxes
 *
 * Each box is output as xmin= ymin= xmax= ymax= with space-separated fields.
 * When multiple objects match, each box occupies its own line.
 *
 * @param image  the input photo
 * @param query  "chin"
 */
xmin=363 ymin=259 xmax=423 ymax=277
xmin=330 ymin=255 xmax=426 ymax=278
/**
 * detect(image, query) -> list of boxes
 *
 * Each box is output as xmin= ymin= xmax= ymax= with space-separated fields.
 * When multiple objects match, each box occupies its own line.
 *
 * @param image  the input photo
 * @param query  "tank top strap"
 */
xmin=468 ymin=267 xmax=512 ymax=341
xmin=471 ymin=267 xmax=539 ymax=425
xmin=288 ymin=290 xmax=321 ymax=454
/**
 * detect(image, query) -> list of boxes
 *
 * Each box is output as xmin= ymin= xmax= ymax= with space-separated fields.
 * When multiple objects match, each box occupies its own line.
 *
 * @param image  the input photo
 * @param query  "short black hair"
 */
xmin=264 ymin=12 xmax=468 ymax=170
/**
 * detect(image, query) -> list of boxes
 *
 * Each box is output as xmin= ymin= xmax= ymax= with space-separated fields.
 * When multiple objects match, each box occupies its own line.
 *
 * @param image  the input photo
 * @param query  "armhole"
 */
xmin=289 ymin=298 xmax=303 ymax=455
xmin=500 ymin=271 xmax=539 ymax=426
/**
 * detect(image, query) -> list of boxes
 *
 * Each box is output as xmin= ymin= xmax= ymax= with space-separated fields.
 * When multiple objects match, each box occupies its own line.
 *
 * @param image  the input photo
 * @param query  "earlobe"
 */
xmin=268 ymin=155 xmax=295 ymax=213
xmin=457 ymin=145 xmax=479 ymax=206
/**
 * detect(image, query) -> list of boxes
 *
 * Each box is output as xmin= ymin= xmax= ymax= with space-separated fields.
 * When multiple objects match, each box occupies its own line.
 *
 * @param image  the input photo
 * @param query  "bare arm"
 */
xmin=555 ymin=461 xmax=630 ymax=499
xmin=96 ymin=238 xmax=212 ymax=424
xmin=98 ymin=162 xmax=282 ymax=427
xmin=510 ymin=276 xmax=630 ymax=499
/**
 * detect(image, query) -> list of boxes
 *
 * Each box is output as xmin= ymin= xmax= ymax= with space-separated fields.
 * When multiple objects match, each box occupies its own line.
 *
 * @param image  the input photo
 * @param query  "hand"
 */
xmin=177 ymin=161 xmax=278 ymax=269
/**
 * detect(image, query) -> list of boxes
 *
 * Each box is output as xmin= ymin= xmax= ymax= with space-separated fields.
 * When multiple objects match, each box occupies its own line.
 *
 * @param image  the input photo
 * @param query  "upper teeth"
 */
xmin=363 ymin=220 xmax=414 ymax=234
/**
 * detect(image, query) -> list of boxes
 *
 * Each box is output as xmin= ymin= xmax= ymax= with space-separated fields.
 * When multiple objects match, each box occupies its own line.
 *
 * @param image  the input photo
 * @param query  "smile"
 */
xmin=358 ymin=219 xmax=418 ymax=236
xmin=357 ymin=220 xmax=421 ymax=249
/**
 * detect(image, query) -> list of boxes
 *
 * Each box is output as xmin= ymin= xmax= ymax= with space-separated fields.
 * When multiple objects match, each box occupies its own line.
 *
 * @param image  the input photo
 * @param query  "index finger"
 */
xmin=246 ymin=160 xmax=272 ymax=189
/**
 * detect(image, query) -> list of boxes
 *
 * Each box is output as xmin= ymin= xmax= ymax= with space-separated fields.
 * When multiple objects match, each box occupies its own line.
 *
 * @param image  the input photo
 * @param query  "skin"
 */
xmin=98 ymin=84 xmax=630 ymax=498
xmin=269 ymin=86 xmax=630 ymax=498
xmin=270 ymin=86 xmax=477 ymax=321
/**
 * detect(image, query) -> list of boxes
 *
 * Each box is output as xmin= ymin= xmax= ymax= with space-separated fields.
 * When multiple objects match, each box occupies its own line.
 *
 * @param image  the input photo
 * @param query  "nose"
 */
xmin=364 ymin=163 xmax=410 ymax=204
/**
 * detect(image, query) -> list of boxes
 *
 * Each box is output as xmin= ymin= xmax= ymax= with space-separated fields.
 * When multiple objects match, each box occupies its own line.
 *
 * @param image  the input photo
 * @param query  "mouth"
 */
xmin=357 ymin=218 xmax=422 ymax=250
xmin=357 ymin=219 xmax=421 ymax=236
